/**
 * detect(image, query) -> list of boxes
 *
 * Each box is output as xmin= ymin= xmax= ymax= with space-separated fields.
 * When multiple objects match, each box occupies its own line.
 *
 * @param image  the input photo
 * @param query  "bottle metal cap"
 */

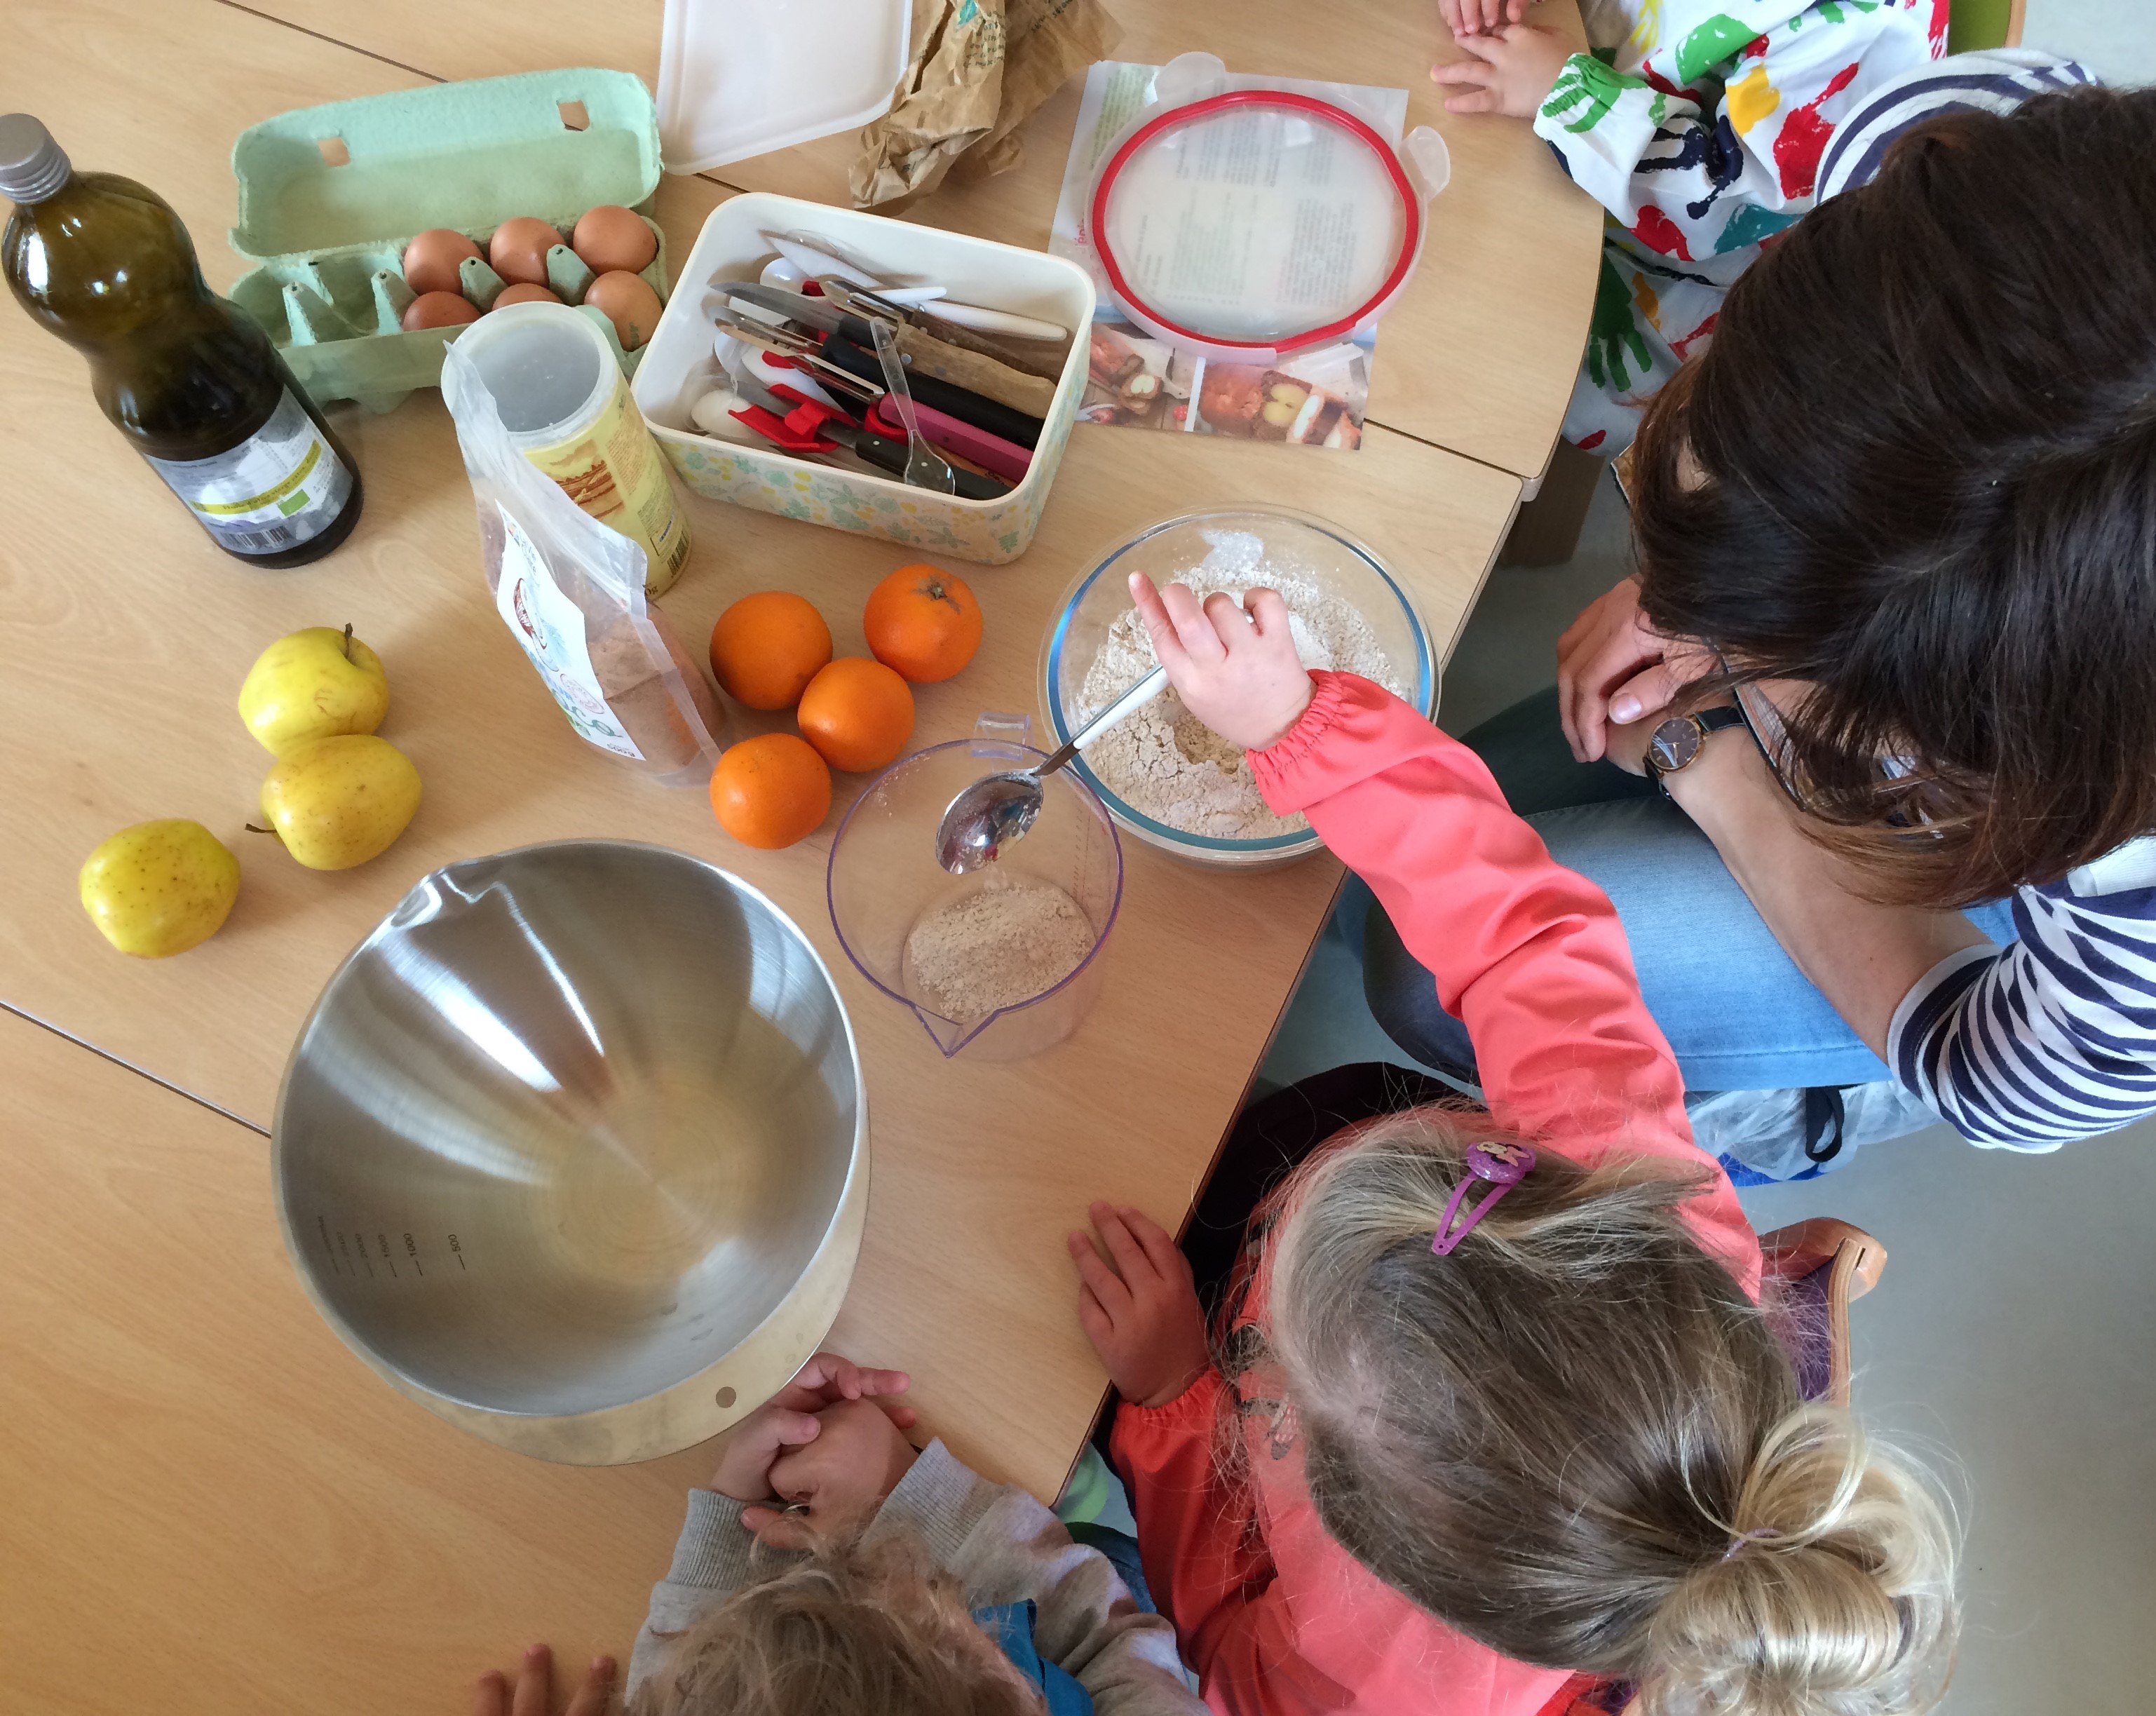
xmin=0 ymin=114 xmax=72 ymax=205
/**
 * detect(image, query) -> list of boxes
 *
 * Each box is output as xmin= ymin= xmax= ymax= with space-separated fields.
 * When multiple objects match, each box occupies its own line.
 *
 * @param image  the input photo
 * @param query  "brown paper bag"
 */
xmin=850 ymin=0 xmax=1008 ymax=208
xmin=850 ymin=0 xmax=1120 ymax=207
xmin=956 ymin=0 xmax=1123 ymax=180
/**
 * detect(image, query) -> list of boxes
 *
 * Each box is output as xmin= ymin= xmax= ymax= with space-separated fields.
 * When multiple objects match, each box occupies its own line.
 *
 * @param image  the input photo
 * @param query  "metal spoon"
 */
xmin=935 ymin=664 xmax=1169 ymax=873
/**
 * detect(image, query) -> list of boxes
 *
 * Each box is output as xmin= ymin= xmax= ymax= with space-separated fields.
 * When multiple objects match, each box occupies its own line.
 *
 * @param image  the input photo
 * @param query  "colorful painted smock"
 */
xmin=1541 ymin=0 xmax=1944 ymax=450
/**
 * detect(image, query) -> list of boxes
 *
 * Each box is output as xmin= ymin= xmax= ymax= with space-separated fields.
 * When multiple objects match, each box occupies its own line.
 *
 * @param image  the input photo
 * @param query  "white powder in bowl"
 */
xmin=904 ymin=880 xmax=1097 ymax=1024
xmin=1074 ymin=529 xmax=1409 ymax=840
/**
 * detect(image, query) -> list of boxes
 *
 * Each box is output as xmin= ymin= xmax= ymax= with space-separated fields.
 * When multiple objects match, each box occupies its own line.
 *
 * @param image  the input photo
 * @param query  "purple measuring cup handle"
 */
xmin=1430 ymin=1141 xmax=1537 ymax=1256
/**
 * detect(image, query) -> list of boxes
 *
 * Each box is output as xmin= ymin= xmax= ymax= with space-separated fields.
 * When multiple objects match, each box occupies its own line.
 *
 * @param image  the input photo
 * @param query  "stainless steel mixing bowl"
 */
xmin=273 ymin=842 xmax=868 ymax=1464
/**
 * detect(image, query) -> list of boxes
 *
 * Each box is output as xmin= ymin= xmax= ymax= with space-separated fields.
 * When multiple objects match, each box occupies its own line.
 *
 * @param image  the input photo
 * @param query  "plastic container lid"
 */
xmin=1090 ymin=89 xmax=1426 ymax=354
xmin=658 ymin=0 xmax=911 ymax=173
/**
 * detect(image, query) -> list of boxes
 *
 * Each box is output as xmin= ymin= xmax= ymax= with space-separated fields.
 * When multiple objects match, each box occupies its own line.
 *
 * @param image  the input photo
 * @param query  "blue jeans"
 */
xmin=1364 ymin=689 xmax=2019 ymax=1092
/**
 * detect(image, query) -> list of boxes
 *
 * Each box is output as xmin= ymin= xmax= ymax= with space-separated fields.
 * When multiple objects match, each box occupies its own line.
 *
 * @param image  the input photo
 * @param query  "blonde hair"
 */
xmin=1262 ymin=1110 xmax=1958 ymax=1716
xmin=639 ymin=1532 xmax=1044 ymax=1716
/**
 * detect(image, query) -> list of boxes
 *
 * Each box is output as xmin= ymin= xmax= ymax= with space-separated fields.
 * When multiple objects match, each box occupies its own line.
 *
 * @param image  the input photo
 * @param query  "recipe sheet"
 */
xmin=1050 ymin=61 xmax=1411 ymax=450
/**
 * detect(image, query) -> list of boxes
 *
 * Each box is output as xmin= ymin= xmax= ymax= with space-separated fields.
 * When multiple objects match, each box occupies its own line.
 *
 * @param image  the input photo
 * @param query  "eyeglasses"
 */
xmin=1725 ymin=668 xmax=1948 ymax=834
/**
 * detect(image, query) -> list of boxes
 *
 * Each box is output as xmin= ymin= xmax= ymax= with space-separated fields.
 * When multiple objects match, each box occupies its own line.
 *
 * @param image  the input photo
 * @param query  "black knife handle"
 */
xmin=822 ymin=333 xmax=1044 ymax=450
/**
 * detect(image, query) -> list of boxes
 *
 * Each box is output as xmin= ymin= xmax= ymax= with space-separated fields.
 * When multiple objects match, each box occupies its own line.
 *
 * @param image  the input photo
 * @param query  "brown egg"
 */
xmin=492 ymin=282 xmax=562 ymax=309
xmin=488 ymin=216 xmax=561 ymax=287
xmin=584 ymin=269 xmax=665 ymax=351
xmin=571 ymin=204 xmax=658 ymax=277
xmin=401 ymin=227 xmax=482 ymax=295
xmin=401 ymin=290 xmax=481 ymax=331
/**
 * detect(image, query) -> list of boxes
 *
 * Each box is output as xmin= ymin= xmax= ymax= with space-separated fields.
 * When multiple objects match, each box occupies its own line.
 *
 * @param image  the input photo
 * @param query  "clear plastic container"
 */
xmin=1085 ymin=53 xmax=1449 ymax=365
xmin=827 ymin=717 xmax=1123 ymax=1060
xmin=1039 ymin=508 xmax=1438 ymax=868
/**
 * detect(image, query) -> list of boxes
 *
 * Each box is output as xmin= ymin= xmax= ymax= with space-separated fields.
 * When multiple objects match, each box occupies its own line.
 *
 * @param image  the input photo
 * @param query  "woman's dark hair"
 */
xmin=1631 ymin=86 xmax=2156 ymax=907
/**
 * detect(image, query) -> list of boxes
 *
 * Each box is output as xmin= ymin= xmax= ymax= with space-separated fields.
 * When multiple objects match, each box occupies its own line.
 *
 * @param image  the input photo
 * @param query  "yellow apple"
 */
xmin=257 ymin=736 xmax=422 ymax=870
xmin=79 ymin=819 xmax=240 ymax=957
xmin=238 ymin=623 xmax=389 ymax=755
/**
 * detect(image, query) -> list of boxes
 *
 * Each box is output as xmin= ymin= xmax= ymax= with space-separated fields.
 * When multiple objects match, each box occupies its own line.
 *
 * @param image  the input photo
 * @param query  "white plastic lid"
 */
xmin=658 ymin=0 xmax=912 ymax=173
xmin=1090 ymin=91 xmax=1421 ymax=351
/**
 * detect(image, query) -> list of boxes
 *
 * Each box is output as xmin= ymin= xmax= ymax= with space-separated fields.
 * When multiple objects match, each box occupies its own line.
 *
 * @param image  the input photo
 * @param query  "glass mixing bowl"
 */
xmin=1039 ymin=508 xmax=1439 ymax=867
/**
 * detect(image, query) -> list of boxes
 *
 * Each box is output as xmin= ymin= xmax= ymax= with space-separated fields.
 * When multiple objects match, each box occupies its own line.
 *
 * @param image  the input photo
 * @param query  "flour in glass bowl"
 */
xmin=1075 ymin=529 xmax=1409 ymax=840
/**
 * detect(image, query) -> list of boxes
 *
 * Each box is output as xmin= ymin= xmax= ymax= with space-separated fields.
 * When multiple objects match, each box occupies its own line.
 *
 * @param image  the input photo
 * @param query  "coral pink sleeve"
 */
xmin=1111 ymin=1375 xmax=1364 ymax=1715
xmin=1252 ymin=673 xmax=1758 ymax=1294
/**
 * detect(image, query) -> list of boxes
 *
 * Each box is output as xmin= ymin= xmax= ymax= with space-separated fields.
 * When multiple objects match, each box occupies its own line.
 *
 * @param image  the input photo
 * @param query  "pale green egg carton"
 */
xmin=226 ymin=68 xmax=668 ymax=414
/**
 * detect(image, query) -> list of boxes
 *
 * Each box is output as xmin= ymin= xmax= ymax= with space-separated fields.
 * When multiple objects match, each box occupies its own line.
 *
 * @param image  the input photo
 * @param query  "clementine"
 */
xmin=863 ymin=563 xmax=982 ymax=684
xmin=708 ymin=591 xmax=832 ymax=710
xmin=797 ymin=657 xmax=916 ymax=773
xmin=709 ymin=733 xmax=832 ymax=849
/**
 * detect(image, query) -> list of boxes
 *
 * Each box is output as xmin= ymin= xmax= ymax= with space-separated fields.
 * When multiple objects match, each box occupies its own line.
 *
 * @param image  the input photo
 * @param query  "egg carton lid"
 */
xmin=657 ymin=0 xmax=911 ymax=173
xmin=229 ymin=68 xmax=662 ymax=263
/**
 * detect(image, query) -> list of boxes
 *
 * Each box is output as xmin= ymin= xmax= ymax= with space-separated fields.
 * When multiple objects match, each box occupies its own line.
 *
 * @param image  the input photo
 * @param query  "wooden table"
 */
xmin=210 ymin=0 xmax=1601 ymax=484
xmin=0 ymin=0 xmax=1593 ymax=1705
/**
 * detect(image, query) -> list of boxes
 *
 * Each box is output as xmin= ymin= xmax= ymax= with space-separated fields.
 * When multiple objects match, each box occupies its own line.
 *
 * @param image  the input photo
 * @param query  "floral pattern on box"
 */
xmin=658 ymin=401 xmax=1076 ymax=567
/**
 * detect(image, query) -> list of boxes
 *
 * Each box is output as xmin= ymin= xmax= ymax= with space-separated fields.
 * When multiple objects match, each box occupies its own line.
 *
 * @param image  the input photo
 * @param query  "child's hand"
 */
xmin=1430 ymin=24 xmax=1574 ymax=116
xmin=1439 ymin=0 xmax=1529 ymax=39
xmin=1068 ymin=1202 xmax=1210 ymax=1410
xmin=707 ymin=1350 xmax=915 ymax=1503
xmin=747 ymin=1398 xmax=920 ymax=1547
xmin=1130 ymin=572 xmax=1313 ymax=753
xmin=473 ymin=1644 xmax=614 ymax=1716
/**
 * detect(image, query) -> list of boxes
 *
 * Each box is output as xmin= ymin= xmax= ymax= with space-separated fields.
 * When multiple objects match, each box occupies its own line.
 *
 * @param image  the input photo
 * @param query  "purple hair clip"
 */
xmin=1431 ymin=1142 xmax=1537 ymax=1256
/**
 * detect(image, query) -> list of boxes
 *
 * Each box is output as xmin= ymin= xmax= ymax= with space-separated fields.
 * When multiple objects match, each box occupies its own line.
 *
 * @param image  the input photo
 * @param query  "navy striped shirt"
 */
xmin=1892 ymin=841 xmax=2156 ymax=1148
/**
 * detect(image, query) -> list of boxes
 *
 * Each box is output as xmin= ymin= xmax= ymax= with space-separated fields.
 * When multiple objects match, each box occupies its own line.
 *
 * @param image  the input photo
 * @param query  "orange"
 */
xmin=708 ymin=591 xmax=832 ymax=710
xmin=709 ymin=734 xmax=832 ymax=849
xmin=797 ymin=657 xmax=916 ymax=773
xmin=863 ymin=563 xmax=982 ymax=684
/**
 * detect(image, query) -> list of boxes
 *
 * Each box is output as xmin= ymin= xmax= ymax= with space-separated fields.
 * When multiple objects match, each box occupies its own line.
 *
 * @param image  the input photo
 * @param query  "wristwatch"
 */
xmin=1643 ymin=705 xmax=1746 ymax=792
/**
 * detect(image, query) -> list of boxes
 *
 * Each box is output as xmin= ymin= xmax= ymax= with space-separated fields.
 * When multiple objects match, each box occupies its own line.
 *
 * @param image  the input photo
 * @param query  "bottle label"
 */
xmin=142 ymin=389 xmax=354 ymax=556
xmin=491 ymin=504 xmax=644 ymax=759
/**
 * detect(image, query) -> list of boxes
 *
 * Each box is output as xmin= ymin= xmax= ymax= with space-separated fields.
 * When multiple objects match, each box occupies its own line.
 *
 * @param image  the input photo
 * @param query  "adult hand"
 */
xmin=747 ymin=1398 xmax=920 ymax=1548
xmin=1068 ymin=1202 xmax=1209 ymax=1410
xmin=1438 ymin=0 xmax=1530 ymax=38
xmin=708 ymin=1351 xmax=914 ymax=1504
xmin=1130 ymin=572 xmax=1312 ymax=753
xmin=1555 ymin=576 xmax=1716 ymax=762
xmin=1430 ymin=25 xmax=1573 ymax=116
xmin=473 ymin=1644 xmax=614 ymax=1716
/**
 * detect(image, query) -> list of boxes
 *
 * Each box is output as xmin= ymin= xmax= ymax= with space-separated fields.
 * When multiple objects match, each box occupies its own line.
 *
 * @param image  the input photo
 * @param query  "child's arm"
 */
xmin=872 ymin=1441 xmax=1208 ymax=1716
xmin=1130 ymin=577 xmax=1757 ymax=1287
xmin=625 ymin=1353 xmax=916 ymax=1701
xmin=1437 ymin=8 xmax=1939 ymax=257
xmin=1073 ymin=1205 xmax=1362 ymax=1714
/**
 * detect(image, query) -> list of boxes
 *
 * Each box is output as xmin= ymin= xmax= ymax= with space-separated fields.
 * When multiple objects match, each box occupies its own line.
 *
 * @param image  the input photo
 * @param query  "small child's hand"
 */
xmin=473 ymin=1644 xmax=614 ymax=1716
xmin=1068 ymin=1202 xmax=1210 ymax=1410
xmin=1130 ymin=572 xmax=1313 ymax=753
xmin=1430 ymin=24 xmax=1574 ymax=117
xmin=1439 ymin=0 xmax=1529 ymax=39
xmin=748 ymin=1398 xmax=920 ymax=1548
xmin=707 ymin=1349 xmax=916 ymax=1503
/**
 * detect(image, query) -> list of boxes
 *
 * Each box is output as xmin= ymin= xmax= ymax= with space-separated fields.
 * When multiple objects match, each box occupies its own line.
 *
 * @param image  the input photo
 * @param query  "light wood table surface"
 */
xmin=0 ymin=0 xmax=1589 ymax=1703
xmin=0 ymin=1008 xmax=698 ymax=1714
xmin=224 ymin=0 xmax=1602 ymax=485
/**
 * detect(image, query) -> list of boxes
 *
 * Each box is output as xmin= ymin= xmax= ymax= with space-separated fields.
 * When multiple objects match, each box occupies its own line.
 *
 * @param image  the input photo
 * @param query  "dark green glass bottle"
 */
xmin=0 ymin=113 xmax=362 ymax=568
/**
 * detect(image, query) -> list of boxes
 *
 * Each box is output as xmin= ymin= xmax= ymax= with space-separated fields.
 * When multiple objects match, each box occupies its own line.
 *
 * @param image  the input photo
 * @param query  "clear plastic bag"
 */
xmin=442 ymin=335 xmax=725 ymax=787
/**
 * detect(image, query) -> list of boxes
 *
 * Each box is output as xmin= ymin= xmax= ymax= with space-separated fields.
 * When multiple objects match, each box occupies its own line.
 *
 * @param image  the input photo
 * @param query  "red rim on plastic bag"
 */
xmin=1089 ymin=90 xmax=1420 ymax=353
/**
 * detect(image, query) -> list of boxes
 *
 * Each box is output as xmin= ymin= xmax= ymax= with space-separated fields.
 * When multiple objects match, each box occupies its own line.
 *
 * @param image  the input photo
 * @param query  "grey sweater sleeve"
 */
xmin=625 ymin=1487 xmax=804 ymax=1703
xmin=871 ymin=1441 xmax=1203 ymax=1716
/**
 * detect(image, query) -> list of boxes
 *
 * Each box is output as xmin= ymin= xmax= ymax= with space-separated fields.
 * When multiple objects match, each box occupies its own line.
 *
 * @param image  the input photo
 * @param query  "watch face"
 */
xmin=1648 ymin=715 xmax=1700 ymax=773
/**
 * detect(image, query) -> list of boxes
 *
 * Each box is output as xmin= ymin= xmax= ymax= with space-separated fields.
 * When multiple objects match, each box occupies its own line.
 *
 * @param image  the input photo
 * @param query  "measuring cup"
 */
xmin=827 ymin=715 xmax=1123 ymax=1060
